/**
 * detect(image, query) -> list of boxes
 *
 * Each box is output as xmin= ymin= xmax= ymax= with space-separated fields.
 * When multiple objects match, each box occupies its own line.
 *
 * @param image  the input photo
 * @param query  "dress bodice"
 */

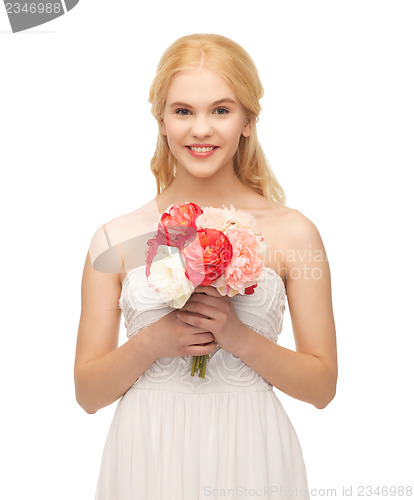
xmin=119 ymin=266 xmax=287 ymax=392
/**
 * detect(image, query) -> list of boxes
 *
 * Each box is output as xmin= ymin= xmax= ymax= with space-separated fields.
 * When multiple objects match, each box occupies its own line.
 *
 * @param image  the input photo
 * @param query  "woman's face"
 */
xmin=160 ymin=67 xmax=251 ymax=180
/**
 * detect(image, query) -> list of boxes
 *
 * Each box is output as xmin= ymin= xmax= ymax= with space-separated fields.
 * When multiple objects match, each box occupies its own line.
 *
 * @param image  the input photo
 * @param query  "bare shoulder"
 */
xmin=279 ymin=206 xmax=321 ymax=244
xmin=254 ymin=201 xmax=326 ymax=282
xmin=260 ymin=202 xmax=322 ymax=246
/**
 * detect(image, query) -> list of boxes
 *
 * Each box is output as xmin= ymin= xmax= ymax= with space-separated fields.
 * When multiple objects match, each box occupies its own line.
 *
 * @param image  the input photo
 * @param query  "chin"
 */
xmin=188 ymin=170 xmax=221 ymax=179
xmin=177 ymin=164 xmax=221 ymax=178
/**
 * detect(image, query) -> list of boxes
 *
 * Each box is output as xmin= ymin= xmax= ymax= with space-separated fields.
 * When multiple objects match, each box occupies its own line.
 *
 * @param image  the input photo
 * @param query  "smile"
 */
xmin=189 ymin=146 xmax=215 ymax=152
xmin=186 ymin=145 xmax=218 ymax=158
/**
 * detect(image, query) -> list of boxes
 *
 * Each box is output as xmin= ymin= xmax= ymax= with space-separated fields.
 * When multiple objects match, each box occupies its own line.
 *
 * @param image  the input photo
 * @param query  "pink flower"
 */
xmin=213 ymin=227 xmax=264 ymax=295
xmin=195 ymin=205 xmax=256 ymax=232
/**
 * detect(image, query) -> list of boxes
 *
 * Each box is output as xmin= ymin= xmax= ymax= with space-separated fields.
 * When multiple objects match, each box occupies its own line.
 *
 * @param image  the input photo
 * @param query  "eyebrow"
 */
xmin=168 ymin=98 xmax=237 ymax=108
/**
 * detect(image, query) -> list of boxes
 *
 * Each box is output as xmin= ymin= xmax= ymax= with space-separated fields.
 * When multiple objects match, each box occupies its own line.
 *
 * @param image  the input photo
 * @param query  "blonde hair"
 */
xmin=148 ymin=33 xmax=287 ymax=205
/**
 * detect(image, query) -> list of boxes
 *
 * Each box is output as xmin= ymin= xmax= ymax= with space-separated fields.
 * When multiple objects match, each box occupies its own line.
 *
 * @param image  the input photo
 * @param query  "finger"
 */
xmin=177 ymin=311 xmax=211 ymax=329
xmin=176 ymin=313 xmax=210 ymax=332
xmin=179 ymin=301 xmax=218 ymax=319
xmin=192 ymin=332 xmax=216 ymax=345
xmin=186 ymin=343 xmax=217 ymax=356
xmin=185 ymin=293 xmax=225 ymax=309
xmin=193 ymin=286 xmax=222 ymax=297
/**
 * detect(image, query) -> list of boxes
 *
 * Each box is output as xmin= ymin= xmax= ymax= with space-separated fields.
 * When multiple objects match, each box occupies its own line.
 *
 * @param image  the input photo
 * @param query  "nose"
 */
xmin=191 ymin=114 xmax=213 ymax=138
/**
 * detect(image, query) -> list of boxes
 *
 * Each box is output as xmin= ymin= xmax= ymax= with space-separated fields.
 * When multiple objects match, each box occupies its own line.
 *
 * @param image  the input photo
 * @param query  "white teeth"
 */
xmin=189 ymin=146 xmax=215 ymax=152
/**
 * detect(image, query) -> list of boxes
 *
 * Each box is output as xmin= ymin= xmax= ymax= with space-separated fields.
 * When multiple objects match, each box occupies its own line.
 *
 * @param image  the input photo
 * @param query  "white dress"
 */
xmin=94 ymin=265 xmax=310 ymax=499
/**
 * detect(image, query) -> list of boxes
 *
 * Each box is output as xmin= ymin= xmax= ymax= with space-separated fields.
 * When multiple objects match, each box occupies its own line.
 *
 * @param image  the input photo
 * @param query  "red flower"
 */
xmin=146 ymin=203 xmax=203 ymax=276
xmin=182 ymin=228 xmax=233 ymax=287
xmin=162 ymin=203 xmax=203 ymax=227
xmin=244 ymin=284 xmax=257 ymax=295
xmin=158 ymin=203 xmax=203 ymax=248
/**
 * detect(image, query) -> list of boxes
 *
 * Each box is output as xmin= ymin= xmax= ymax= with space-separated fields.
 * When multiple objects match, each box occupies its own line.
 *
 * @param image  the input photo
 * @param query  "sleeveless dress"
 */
xmin=94 ymin=265 xmax=310 ymax=499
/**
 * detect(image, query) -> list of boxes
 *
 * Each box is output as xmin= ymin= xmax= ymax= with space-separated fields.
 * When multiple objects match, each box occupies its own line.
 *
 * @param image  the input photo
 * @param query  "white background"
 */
xmin=1 ymin=1 xmax=413 ymax=499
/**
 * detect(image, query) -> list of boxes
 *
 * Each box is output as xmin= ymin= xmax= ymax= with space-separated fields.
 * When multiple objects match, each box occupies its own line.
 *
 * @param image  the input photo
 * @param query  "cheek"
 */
xmin=164 ymin=125 xmax=186 ymax=154
xmin=223 ymin=124 xmax=245 ymax=148
xmin=221 ymin=117 xmax=246 ymax=138
xmin=164 ymin=120 xmax=187 ymax=140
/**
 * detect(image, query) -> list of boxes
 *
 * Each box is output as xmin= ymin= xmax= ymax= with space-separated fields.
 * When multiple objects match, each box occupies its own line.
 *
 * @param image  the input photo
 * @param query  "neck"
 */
xmin=159 ymin=167 xmax=252 ymax=210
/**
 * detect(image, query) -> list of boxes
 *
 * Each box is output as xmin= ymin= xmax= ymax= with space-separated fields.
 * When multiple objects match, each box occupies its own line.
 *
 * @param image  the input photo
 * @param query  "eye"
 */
xmin=214 ymin=107 xmax=230 ymax=115
xmin=175 ymin=108 xmax=191 ymax=116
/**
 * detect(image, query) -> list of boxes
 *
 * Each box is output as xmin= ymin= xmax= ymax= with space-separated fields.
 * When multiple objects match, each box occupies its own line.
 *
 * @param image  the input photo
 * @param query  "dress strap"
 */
xmin=102 ymin=223 xmax=126 ymax=274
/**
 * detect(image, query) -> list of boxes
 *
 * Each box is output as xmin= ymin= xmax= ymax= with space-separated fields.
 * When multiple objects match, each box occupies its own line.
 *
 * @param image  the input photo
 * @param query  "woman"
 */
xmin=75 ymin=33 xmax=337 ymax=499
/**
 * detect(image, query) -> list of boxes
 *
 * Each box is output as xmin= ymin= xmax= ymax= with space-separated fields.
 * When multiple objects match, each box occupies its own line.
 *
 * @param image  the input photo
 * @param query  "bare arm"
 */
xmin=74 ymin=253 xmax=159 ymax=414
xmin=235 ymin=214 xmax=338 ymax=408
xmin=234 ymin=328 xmax=336 ymax=409
xmin=74 ymin=250 xmax=217 ymax=414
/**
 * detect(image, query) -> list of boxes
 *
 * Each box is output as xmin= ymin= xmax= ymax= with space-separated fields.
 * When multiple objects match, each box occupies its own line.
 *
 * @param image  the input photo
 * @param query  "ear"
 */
xmin=160 ymin=119 xmax=167 ymax=136
xmin=241 ymin=117 xmax=251 ymax=138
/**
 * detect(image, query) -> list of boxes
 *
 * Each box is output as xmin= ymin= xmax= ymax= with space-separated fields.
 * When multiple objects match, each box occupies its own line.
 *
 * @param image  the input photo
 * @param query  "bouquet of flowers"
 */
xmin=145 ymin=202 xmax=267 ymax=377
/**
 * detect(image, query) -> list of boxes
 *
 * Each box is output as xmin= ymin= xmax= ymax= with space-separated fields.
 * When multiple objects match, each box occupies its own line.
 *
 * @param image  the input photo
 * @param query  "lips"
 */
xmin=187 ymin=145 xmax=218 ymax=152
xmin=186 ymin=145 xmax=219 ymax=158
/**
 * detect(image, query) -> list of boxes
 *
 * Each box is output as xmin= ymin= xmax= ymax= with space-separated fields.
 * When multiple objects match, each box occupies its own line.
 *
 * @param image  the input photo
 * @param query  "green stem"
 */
xmin=191 ymin=355 xmax=209 ymax=377
xmin=201 ymin=355 xmax=208 ymax=378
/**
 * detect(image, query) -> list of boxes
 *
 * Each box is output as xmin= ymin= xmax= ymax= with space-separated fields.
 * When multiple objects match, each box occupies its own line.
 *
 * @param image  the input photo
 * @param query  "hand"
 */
xmin=150 ymin=308 xmax=217 ymax=359
xmin=177 ymin=286 xmax=250 ymax=355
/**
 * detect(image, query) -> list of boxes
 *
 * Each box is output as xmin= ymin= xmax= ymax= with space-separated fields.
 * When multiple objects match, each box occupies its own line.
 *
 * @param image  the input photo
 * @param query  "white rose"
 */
xmin=147 ymin=245 xmax=195 ymax=308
